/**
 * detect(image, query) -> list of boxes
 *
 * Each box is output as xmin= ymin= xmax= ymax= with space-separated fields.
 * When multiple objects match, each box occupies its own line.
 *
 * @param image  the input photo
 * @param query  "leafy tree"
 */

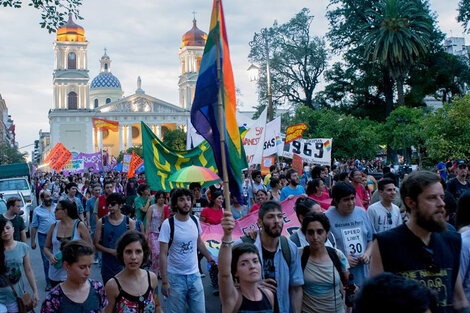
xmin=0 ymin=142 xmax=27 ymax=164
xmin=382 ymin=106 xmax=426 ymax=165
xmin=422 ymin=96 xmax=470 ymax=161
xmin=1 ymin=0 xmax=82 ymax=33
xmin=361 ymin=0 xmax=433 ymax=107
xmin=162 ymin=129 xmax=187 ymax=151
xmin=248 ymin=8 xmax=328 ymax=110
xmin=291 ymin=106 xmax=382 ymax=160
xmin=458 ymin=0 xmax=470 ymax=32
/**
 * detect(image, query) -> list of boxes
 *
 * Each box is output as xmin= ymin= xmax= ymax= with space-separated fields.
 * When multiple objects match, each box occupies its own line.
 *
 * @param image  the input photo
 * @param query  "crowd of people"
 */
xmin=0 ymin=158 xmax=470 ymax=313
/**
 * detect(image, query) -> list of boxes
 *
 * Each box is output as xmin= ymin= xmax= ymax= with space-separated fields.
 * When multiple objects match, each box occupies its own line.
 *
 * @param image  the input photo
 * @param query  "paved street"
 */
xmin=27 ymin=236 xmax=221 ymax=312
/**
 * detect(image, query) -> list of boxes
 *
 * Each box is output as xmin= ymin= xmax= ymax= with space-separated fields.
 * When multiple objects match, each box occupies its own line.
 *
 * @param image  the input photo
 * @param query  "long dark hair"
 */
xmin=0 ymin=219 xmax=10 ymax=275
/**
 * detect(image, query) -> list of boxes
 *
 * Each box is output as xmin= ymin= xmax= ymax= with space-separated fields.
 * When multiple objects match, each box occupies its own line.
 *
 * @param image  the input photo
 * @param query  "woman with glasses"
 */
xmin=300 ymin=212 xmax=349 ymax=313
xmin=44 ymin=199 xmax=91 ymax=287
xmin=145 ymin=190 xmax=166 ymax=276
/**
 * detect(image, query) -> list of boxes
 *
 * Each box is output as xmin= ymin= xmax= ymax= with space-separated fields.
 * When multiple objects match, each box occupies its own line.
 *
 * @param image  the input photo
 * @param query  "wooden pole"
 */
xmin=214 ymin=0 xmax=231 ymax=211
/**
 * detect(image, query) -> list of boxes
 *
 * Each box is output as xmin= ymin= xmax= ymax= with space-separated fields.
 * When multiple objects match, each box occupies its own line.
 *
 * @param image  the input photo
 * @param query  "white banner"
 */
xmin=263 ymin=117 xmax=283 ymax=157
xmin=283 ymin=138 xmax=332 ymax=166
xmin=186 ymin=118 xmax=205 ymax=150
xmin=238 ymin=108 xmax=267 ymax=166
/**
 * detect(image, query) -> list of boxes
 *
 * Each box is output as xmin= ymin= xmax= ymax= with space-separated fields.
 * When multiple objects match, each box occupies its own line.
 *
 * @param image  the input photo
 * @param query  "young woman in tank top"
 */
xmin=44 ymin=199 xmax=91 ymax=287
xmin=104 ymin=231 xmax=162 ymax=313
xmin=145 ymin=190 xmax=166 ymax=276
xmin=219 ymin=210 xmax=276 ymax=313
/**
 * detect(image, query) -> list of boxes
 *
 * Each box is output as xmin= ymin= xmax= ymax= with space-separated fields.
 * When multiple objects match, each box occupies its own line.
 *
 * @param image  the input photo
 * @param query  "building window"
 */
xmin=104 ymin=63 xmax=108 ymax=70
xmin=106 ymin=98 xmax=111 ymax=104
xmin=94 ymin=99 xmax=98 ymax=108
xmin=68 ymin=52 xmax=77 ymax=69
xmin=68 ymin=92 xmax=78 ymax=109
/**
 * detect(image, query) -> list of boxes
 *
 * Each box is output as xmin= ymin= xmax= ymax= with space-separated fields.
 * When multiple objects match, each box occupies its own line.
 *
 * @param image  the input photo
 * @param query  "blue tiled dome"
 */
xmin=90 ymin=72 xmax=122 ymax=89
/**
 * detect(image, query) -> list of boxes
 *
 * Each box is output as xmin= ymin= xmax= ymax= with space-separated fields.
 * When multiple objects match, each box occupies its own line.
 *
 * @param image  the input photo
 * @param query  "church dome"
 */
xmin=57 ymin=14 xmax=85 ymax=42
xmin=182 ymin=18 xmax=207 ymax=47
xmin=90 ymin=72 xmax=121 ymax=89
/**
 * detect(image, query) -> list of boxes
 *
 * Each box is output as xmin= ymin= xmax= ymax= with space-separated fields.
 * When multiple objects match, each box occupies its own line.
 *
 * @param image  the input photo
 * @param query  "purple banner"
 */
xmin=75 ymin=152 xmax=103 ymax=173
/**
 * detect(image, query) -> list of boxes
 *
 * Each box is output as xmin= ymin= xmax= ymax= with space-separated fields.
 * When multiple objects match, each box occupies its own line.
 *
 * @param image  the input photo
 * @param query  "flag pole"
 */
xmin=215 ymin=0 xmax=231 ymax=211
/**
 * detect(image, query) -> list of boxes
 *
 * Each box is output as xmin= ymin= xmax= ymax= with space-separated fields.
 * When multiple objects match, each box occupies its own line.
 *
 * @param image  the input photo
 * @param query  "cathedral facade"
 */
xmin=48 ymin=15 xmax=207 ymax=157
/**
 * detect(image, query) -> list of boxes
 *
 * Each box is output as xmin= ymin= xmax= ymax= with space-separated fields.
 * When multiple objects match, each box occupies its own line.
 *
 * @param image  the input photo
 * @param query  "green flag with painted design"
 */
xmin=141 ymin=122 xmax=218 ymax=191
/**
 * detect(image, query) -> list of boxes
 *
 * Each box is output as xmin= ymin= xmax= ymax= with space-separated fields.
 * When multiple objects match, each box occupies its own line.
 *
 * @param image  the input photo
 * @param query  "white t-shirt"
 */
xmin=367 ymin=201 xmax=402 ymax=233
xmin=158 ymin=216 xmax=201 ymax=275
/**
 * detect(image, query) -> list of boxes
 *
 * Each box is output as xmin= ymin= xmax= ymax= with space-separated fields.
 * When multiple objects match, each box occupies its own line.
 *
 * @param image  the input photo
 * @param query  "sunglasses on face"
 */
xmin=110 ymin=201 xmax=119 ymax=207
xmin=387 ymin=212 xmax=392 ymax=225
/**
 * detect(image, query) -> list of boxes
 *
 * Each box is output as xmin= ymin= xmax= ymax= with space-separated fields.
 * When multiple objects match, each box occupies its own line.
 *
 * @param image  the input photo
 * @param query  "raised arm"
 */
xmin=219 ymin=210 xmax=239 ymax=311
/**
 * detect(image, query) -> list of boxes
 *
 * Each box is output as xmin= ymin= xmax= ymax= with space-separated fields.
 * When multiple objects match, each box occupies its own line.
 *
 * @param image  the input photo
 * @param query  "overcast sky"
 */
xmin=0 ymin=0 xmax=466 ymax=155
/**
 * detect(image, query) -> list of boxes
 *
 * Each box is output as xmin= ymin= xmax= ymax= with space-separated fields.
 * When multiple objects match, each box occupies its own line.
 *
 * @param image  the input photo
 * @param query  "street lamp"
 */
xmin=248 ymin=28 xmax=274 ymax=122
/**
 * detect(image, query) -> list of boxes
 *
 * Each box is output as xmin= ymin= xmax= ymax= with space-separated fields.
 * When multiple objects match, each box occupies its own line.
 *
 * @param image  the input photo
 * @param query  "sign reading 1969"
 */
xmin=283 ymin=138 xmax=332 ymax=166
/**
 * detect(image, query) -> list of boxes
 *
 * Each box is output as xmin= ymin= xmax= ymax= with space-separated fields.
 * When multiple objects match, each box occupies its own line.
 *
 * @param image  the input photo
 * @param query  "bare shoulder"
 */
xmin=105 ymin=277 xmax=118 ymax=297
xmin=149 ymin=271 xmax=158 ymax=288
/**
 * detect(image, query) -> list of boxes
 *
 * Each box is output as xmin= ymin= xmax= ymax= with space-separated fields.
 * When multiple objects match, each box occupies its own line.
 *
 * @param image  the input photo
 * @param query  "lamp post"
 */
xmin=248 ymin=28 xmax=274 ymax=122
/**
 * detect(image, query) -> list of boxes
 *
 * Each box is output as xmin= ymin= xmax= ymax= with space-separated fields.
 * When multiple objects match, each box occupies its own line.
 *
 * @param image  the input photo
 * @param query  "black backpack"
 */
xmin=301 ymin=245 xmax=348 ymax=285
xmin=167 ymin=215 xmax=199 ymax=249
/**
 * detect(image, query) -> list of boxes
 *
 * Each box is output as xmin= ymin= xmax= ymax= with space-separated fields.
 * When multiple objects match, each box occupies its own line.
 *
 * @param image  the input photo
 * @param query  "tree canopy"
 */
xmin=162 ymin=129 xmax=187 ymax=151
xmin=0 ymin=142 xmax=27 ymax=164
xmin=248 ymin=8 xmax=328 ymax=111
xmin=1 ymin=0 xmax=82 ymax=32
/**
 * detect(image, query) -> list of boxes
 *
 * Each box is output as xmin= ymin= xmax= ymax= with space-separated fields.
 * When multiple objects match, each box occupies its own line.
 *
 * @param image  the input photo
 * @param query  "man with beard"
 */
xmin=94 ymin=192 xmax=136 ymax=283
xmin=325 ymin=182 xmax=375 ymax=287
xmin=31 ymin=190 xmax=56 ymax=291
xmin=370 ymin=171 xmax=469 ymax=313
xmin=280 ymin=168 xmax=306 ymax=201
xmin=159 ymin=188 xmax=215 ymax=313
xmin=237 ymin=200 xmax=304 ymax=313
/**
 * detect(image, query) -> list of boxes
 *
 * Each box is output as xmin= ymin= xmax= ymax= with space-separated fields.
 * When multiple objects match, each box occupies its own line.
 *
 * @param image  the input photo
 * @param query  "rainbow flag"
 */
xmin=190 ymin=0 xmax=247 ymax=204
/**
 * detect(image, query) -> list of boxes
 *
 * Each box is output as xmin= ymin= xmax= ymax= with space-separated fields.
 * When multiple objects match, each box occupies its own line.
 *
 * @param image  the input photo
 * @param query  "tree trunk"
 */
xmin=396 ymin=76 xmax=405 ymax=106
xmin=384 ymin=73 xmax=396 ymax=163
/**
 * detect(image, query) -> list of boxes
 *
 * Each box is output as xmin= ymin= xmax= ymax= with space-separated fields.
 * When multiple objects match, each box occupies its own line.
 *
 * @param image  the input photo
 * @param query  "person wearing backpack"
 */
xmin=300 ymin=212 xmax=349 ymax=313
xmin=94 ymin=193 xmax=135 ymax=284
xmin=236 ymin=200 xmax=304 ymax=313
xmin=159 ymin=188 xmax=215 ymax=313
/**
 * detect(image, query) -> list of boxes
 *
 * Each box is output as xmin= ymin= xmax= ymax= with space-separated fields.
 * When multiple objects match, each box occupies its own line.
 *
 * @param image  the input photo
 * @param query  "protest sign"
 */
xmin=63 ymin=159 xmax=84 ymax=173
xmin=75 ymin=152 xmax=103 ymax=173
xmin=283 ymin=138 xmax=332 ymax=166
xmin=200 ymin=196 xmax=300 ymax=247
xmin=127 ymin=152 xmax=144 ymax=178
xmin=261 ymin=156 xmax=276 ymax=176
xmin=122 ymin=153 xmax=132 ymax=173
xmin=285 ymin=123 xmax=307 ymax=144
xmin=238 ymin=108 xmax=267 ymax=166
xmin=47 ymin=143 xmax=72 ymax=172
xmin=263 ymin=117 xmax=283 ymax=157
xmin=292 ymin=154 xmax=303 ymax=176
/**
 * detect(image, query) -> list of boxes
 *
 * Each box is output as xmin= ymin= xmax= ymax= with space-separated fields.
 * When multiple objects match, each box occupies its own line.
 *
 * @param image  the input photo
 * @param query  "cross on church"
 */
xmin=192 ymin=11 xmax=196 ymax=20
xmin=104 ymin=47 xmax=107 ymax=55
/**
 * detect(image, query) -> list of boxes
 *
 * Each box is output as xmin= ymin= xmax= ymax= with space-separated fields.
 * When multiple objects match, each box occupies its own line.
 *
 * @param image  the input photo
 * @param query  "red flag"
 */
xmin=127 ymin=151 xmax=143 ymax=179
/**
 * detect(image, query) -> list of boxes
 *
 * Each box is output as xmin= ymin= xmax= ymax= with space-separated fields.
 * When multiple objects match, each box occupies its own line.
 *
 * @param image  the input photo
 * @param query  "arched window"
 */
xmin=68 ymin=52 xmax=77 ymax=69
xmin=94 ymin=99 xmax=98 ymax=108
xmin=68 ymin=92 xmax=78 ymax=109
xmin=106 ymin=98 xmax=111 ymax=104
xmin=104 ymin=63 xmax=108 ymax=70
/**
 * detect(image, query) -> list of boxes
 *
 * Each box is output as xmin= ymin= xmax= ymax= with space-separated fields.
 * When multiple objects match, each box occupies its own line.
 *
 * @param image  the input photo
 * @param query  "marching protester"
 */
xmin=325 ymin=182 xmax=374 ymax=287
xmin=371 ymin=171 xmax=470 ymax=313
xmin=105 ymin=231 xmax=162 ymax=313
xmin=135 ymin=184 xmax=154 ymax=231
xmin=219 ymin=210 xmax=276 ymax=312
xmin=94 ymin=193 xmax=136 ymax=284
xmin=145 ymin=190 xmax=166 ymax=276
xmin=189 ymin=182 xmax=209 ymax=218
xmin=159 ymin=188 xmax=216 ymax=313
xmin=60 ymin=182 xmax=85 ymax=221
xmin=306 ymin=178 xmax=332 ymax=211
xmin=94 ymin=180 xmax=115 ymax=222
xmin=31 ymin=190 xmax=56 ymax=291
xmin=200 ymin=190 xmax=224 ymax=224
xmin=446 ymin=160 xmax=470 ymax=201
xmin=86 ymin=183 xmax=101 ymax=235
xmin=0 ymin=197 xmax=26 ymax=243
xmin=457 ymin=192 xmax=470 ymax=303
xmin=250 ymin=189 xmax=268 ymax=213
xmin=248 ymin=170 xmax=267 ymax=207
xmin=236 ymin=200 xmax=304 ymax=313
xmin=280 ymin=169 xmax=306 ymax=201
xmin=41 ymin=240 xmax=107 ymax=313
xmin=44 ymin=199 xmax=91 ymax=287
xmin=268 ymin=178 xmax=282 ymax=202
xmin=300 ymin=212 xmax=349 ymax=313
xmin=0 ymin=219 xmax=39 ymax=312
xmin=367 ymin=178 xmax=402 ymax=233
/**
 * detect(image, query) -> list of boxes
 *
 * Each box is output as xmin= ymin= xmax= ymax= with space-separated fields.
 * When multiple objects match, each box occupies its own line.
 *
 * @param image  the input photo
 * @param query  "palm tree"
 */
xmin=361 ymin=0 xmax=433 ymax=111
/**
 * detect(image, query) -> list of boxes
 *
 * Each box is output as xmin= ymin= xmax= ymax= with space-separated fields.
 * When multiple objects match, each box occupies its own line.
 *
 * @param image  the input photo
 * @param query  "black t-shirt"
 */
xmin=262 ymin=247 xmax=276 ymax=280
xmin=446 ymin=178 xmax=470 ymax=201
xmin=376 ymin=224 xmax=461 ymax=313
xmin=126 ymin=178 xmax=138 ymax=196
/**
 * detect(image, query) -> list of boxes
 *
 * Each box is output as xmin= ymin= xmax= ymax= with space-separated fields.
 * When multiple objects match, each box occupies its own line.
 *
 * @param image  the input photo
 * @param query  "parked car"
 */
xmin=1 ymin=192 xmax=32 ymax=237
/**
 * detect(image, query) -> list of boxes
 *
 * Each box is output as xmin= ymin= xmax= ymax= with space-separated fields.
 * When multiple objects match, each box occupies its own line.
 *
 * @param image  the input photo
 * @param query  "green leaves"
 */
xmin=0 ymin=0 xmax=82 ymax=33
xmin=162 ymin=129 xmax=187 ymax=151
xmin=0 ymin=142 xmax=27 ymax=165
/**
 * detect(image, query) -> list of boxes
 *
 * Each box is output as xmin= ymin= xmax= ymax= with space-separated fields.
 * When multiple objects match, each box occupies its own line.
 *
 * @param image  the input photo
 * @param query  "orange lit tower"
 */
xmin=178 ymin=17 xmax=207 ymax=109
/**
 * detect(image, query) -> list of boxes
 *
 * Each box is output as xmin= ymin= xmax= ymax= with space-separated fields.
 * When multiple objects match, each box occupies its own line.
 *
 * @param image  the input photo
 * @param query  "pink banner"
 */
xmin=200 ymin=196 xmax=301 ymax=248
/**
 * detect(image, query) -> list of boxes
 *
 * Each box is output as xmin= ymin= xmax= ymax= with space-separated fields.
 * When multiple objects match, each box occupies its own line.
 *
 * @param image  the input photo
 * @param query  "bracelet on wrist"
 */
xmin=221 ymin=240 xmax=234 ymax=247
